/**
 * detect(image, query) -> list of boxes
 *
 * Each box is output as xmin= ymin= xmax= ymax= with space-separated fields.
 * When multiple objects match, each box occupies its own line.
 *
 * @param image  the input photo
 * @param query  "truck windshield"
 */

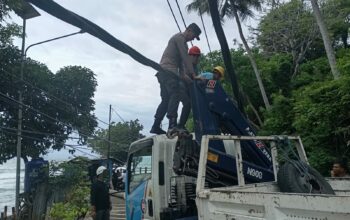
xmin=128 ymin=146 xmax=152 ymax=193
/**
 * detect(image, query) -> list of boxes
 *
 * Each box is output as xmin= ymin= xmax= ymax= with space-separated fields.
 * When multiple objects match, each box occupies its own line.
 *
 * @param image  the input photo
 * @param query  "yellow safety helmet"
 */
xmin=213 ymin=66 xmax=225 ymax=78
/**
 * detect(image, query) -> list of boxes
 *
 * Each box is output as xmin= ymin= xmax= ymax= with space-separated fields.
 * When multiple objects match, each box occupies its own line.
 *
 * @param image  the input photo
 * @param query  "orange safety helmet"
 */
xmin=188 ymin=46 xmax=201 ymax=55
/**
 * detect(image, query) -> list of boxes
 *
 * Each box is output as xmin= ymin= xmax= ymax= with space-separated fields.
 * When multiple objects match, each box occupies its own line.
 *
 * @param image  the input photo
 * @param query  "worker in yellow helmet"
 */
xmin=197 ymin=66 xmax=225 ymax=80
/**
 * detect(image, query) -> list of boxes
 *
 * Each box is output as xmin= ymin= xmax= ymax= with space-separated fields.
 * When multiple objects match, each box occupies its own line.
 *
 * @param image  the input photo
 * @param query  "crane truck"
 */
xmin=125 ymin=80 xmax=350 ymax=220
xmin=18 ymin=1 xmax=350 ymax=219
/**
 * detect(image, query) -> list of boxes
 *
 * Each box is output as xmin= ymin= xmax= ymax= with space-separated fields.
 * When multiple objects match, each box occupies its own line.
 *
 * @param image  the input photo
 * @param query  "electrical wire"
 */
xmin=0 ymin=89 xmax=108 ymax=138
xmin=175 ymin=0 xmax=188 ymax=28
xmin=111 ymin=107 xmax=125 ymax=123
xmin=1 ymin=119 xmax=138 ymax=155
xmin=1 ymin=128 xmax=133 ymax=163
xmin=4 ymin=71 xmax=110 ymax=129
xmin=166 ymin=0 xmax=182 ymax=32
xmin=0 ymin=91 xmax=116 ymax=144
xmin=2 ymin=69 xmax=110 ymax=127
xmin=65 ymin=145 xmax=99 ymax=158
xmin=174 ymin=0 xmax=193 ymax=46
xmin=2 ymin=128 xmax=100 ymax=159
xmin=199 ymin=7 xmax=212 ymax=53
xmin=0 ymin=126 xmax=81 ymax=140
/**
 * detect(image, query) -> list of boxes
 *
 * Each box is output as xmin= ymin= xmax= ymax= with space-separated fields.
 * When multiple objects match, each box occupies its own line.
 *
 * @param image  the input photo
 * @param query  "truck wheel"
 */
xmin=277 ymin=161 xmax=335 ymax=194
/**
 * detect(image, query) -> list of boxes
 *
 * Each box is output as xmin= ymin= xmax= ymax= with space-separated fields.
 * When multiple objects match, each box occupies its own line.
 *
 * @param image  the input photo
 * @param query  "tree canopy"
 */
xmin=88 ymin=119 xmax=145 ymax=163
xmin=0 ymin=2 xmax=98 ymax=163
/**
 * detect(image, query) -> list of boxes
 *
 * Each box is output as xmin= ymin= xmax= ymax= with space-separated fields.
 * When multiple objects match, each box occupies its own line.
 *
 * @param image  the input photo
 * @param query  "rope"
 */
xmin=274 ymin=136 xmax=312 ymax=179
xmin=166 ymin=0 xmax=182 ymax=32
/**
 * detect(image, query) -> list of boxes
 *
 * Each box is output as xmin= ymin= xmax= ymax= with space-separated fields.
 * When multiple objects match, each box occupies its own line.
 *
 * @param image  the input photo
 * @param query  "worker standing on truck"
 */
xmin=197 ymin=66 xmax=225 ymax=80
xmin=91 ymin=166 xmax=111 ymax=220
xmin=188 ymin=46 xmax=201 ymax=75
xmin=150 ymin=23 xmax=201 ymax=135
xmin=177 ymin=46 xmax=202 ymax=130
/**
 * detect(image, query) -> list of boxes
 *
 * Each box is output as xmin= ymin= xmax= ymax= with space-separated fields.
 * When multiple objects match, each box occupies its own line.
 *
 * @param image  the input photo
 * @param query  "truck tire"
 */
xmin=277 ymin=161 xmax=335 ymax=194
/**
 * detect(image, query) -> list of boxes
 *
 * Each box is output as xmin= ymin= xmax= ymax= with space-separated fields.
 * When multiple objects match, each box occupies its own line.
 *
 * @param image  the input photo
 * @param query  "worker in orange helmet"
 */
xmin=177 ymin=46 xmax=202 ymax=130
xmin=188 ymin=46 xmax=201 ymax=77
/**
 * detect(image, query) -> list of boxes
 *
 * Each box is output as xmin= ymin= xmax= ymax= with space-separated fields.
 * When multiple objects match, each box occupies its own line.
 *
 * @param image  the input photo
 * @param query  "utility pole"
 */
xmin=15 ymin=17 xmax=26 ymax=216
xmin=107 ymin=105 xmax=112 ymax=176
xmin=13 ymin=2 xmax=40 ymax=215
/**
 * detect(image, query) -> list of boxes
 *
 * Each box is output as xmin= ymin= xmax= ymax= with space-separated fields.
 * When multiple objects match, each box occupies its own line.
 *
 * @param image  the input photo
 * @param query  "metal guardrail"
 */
xmin=196 ymin=135 xmax=309 ymax=194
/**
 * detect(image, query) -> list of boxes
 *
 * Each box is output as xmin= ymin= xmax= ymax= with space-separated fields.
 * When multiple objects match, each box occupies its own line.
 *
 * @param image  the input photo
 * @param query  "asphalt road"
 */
xmin=110 ymin=192 xmax=126 ymax=220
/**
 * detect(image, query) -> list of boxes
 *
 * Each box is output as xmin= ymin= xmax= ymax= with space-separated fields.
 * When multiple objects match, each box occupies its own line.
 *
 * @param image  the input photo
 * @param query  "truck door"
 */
xmin=126 ymin=142 xmax=153 ymax=220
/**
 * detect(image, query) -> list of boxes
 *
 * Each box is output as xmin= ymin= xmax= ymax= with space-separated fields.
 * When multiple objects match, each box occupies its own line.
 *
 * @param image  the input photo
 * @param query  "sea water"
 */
xmin=0 ymin=158 xmax=24 ymax=209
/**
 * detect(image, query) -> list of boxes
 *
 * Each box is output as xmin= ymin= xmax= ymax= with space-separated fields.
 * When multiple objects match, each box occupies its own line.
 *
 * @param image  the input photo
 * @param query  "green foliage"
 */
xmin=49 ymin=158 xmax=90 ymax=220
xmin=258 ymin=53 xmax=293 ymax=97
xmin=292 ymin=77 xmax=350 ymax=172
xmin=0 ymin=0 xmax=21 ymax=46
xmin=52 ymin=66 xmax=98 ymax=145
xmin=0 ymin=2 xmax=98 ymax=164
xmin=293 ymin=56 xmax=332 ymax=89
xmin=198 ymin=44 xmax=350 ymax=175
xmin=259 ymin=93 xmax=294 ymax=135
xmin=257 ymin=0 xmax=323 ymax=76
xmin=0 ymin=49 xmax=98 ymax=163
xmin=322 ymin=0 xmax=350 ymax=48
xmin=88 ymin=120 xmax=145 ymax=162
xmin=49 ymin=185 xmax=90 ymax=220
xmin=258 ymin=0 xmax=319 ymax=55
xmin=49 ymin=157 xmax=90 ymax=188
xmin=336 ymin=49 xmax=350 ymax=76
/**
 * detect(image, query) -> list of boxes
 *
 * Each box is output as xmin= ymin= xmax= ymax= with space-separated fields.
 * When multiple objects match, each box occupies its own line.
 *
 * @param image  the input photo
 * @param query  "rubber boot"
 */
xmin=150 ymin=118 xmax=166 ymax=135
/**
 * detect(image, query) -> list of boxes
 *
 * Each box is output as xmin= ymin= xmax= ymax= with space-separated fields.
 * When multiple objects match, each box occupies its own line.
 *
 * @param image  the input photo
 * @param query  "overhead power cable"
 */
xmin=2 ymin=69 xmax=110 ymax=127
xmin=0 ymin=126 xmax=81 ymax=140
xmin=1 ymin=129 xmax=103 ymax=159
xmin=1 ymin=126 xmax=134 ymax=155
xmin=174 ymin=0 xmax=193 ymax=46
xmin=0 ymin=92 xmax=107 ymax=136
xmin=199 ymin=8 xmax=212 ymax=53
xmin=2 ymin=129 xmax=60 ymax=144
xmin=175 ymin=0 xmax=187 ymax=28
xmin=166 ymin=0 xmax=182 ymax=32
xmin=111 ymin=107 xmax=125 ymax=123
xmin=0 ymin=91 xmax=116 ymax=144
xmin=65 ymin=145 xmax=99 ymax=158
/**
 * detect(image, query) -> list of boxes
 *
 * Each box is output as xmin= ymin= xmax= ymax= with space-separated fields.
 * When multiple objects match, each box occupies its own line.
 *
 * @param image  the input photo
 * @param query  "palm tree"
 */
xmin=310 ymin=0 xmax=340 ymax=79
xmin=187 ymin=0 xmax=271 ymax=110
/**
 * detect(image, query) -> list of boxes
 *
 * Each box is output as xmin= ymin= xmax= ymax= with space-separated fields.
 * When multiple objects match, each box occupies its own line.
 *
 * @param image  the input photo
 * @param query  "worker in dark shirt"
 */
xmin=150 ymin=23 xmax=201 ymax=135
xmin=91 ymin=166 xmax=111 ymax=220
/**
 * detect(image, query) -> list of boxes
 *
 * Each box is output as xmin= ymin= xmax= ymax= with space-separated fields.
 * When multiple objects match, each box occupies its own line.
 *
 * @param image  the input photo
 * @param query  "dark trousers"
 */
xmin=95 ymin=209 xmax=110 ymax=220
xmin=178 ymin=82 xmax=191 ymax=127
xmin=154 ymin=72 xmax=181 ymax=120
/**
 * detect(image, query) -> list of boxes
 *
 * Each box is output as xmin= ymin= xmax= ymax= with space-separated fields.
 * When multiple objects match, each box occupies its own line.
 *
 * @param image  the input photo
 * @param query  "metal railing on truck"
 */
xmin=196 ymin=135 xmax=308 ymax=193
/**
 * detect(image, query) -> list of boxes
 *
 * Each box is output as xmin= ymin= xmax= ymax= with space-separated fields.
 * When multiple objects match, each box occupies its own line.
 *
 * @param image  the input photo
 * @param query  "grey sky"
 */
xmin=9 ymin=0 xmax=255 ymax=159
